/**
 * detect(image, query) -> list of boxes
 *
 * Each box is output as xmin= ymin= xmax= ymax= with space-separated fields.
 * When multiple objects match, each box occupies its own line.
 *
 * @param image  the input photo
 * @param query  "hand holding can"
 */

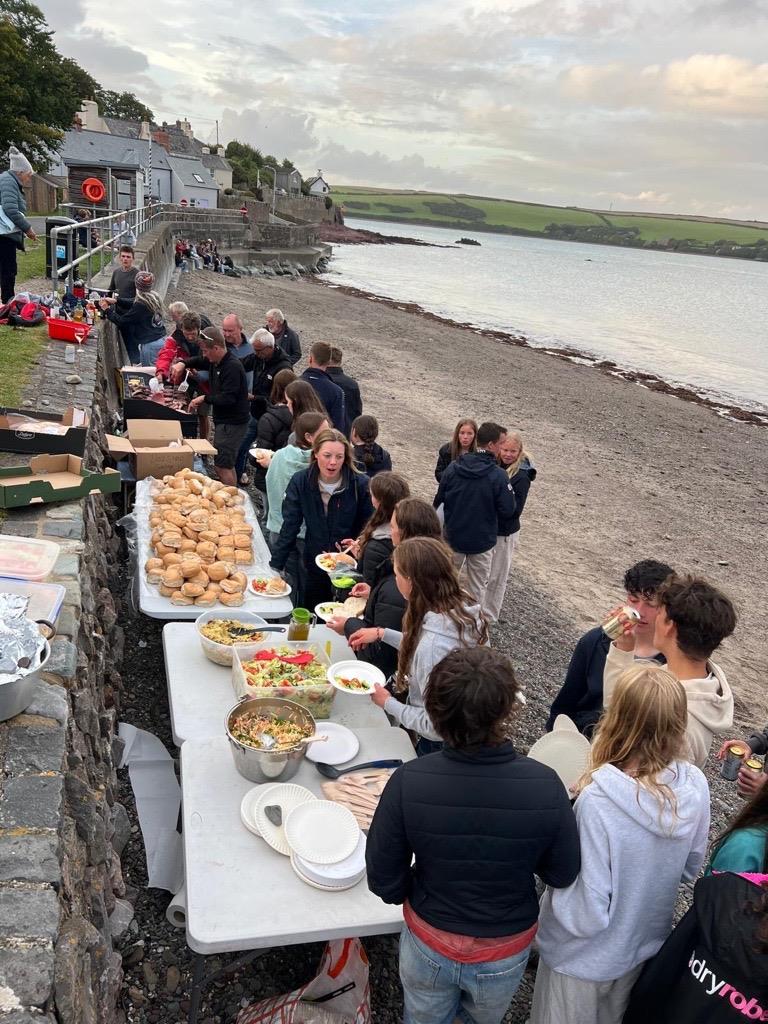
xmin=602 ymin=605 xmax=641 ymax=649
xmin=719 ymin=743 xmax=748 ymax=781
xmin=737 ymin=757 xmax=767 ymax=799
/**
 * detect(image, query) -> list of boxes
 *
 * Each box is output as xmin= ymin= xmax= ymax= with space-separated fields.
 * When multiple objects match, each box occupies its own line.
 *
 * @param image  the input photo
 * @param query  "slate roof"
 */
xmin=201 ymin=152 xmax=232 ymax=172
xmin=103 ymin=116 xmax=144 ymax=138
xmin=55 ymin=130 xmax=171 ymax=172
xmin=166 ymin=154 xmax=219 ymax=190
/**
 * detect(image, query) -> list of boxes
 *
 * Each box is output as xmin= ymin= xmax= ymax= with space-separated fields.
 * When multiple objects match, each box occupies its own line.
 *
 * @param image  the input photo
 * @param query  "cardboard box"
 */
xmin=104 ymin=420 xmax=216 ymax=480
xmin=0 ymin=454 xmax=120 ymax=509
xmin=0 ymin=406 xmax=90 ymax=457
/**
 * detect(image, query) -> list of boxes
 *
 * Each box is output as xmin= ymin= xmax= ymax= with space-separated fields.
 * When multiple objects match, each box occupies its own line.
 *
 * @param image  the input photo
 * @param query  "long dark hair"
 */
xmin=293 ymin=411 xmax=327 ymax=450
xmin=393 ymin=498 xmax=442 ymax=542
xmin=713 ymin=779 xmax=768 ymax=872
xmin=351 ymin=414 xmax=381 ymax=471
xmin=357 ymin=472 xmax=410 ymax=560
xmin=270 ymin=368 xmax=295 ymax=405
xmin=393 ymin=537 xmax=488 ymax=692
xmin=285 ymin=380 xmax=327 ymax=423
xmin=449 ymin=418 xmax=477 ymax=461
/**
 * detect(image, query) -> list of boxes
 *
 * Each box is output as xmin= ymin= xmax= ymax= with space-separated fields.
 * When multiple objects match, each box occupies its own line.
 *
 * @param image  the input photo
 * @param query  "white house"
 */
xmin=306 ymin=170 xmax=331 ymax=196
xmin=166 ymin=155 xmax=220 ymax=208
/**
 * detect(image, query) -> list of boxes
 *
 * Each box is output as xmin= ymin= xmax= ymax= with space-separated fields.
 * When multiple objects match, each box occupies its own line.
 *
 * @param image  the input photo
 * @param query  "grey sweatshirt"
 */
xmin=382 ymin=606 xmax=483 ymax=740
xmin=536 ymin=760 xmax=710 ymax=981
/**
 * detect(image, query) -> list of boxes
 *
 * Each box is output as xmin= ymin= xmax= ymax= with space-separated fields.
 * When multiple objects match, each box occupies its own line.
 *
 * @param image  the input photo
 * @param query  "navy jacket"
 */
xmin=300 ymin=368 xmax=346 ymax=433
xmin=508 ymin=459 xmax=536 ymax=534
xmin=354 ymin=442 xmax=392 ymax=478
xmin=242 ymin=345 xmax=292 ymax=419
xmin=366 ymin=744 xmax=580 ymax=937
xmin=434 ymin=451 xmax=516 ymax=555
xmin=272 ymin=320 xmax=301 ymax=366
xmin=326 ymin=365 xmax=363 ymax=433
xmin=269 ymin=465 xmax=373 ymax=572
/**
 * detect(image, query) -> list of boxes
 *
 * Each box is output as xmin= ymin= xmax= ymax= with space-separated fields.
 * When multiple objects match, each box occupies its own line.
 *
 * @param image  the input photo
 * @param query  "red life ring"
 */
xmin=82 ymin=177 xmax=106 ymax=203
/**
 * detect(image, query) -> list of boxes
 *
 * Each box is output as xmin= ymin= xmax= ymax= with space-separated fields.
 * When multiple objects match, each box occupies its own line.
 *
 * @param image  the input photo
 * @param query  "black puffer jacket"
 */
xmin=344 ymin=571 xmax=404 ymax=678
xmin=242 ymin=346 xmax=292 ymax=420
xmin=366 ymin=744 xmax=580 ymax=936
xmin=250 ymin=403 xmax=293 ymax=490
xmin=434 ymin=442 xmax=452 ymax=483
xmin=354 ymin=442 xmax=392 ymax=478
xmin=507 ymin=458 xmax=537 ymax=534
xmin=358 ymin=532 xmax=393 ymax=589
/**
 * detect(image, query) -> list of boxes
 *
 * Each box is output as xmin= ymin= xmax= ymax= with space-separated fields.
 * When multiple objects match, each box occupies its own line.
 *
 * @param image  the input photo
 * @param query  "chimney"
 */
xmin=152 ymin=129 xmax=171 ymax=152
xmin=201 ymin=146 xmax=210 ymax=154
xmin=139 ymin=121 xmax=151 ymax=140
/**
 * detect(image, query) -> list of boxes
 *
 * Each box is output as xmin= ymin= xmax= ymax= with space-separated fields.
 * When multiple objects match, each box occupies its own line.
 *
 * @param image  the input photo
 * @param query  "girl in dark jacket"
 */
xmin=340 ymin=471 xmax=410 ymax=588
xmin=434 ymin=418 xmax=477 ymax=483
xmin=269 ymin=428 xmax=373 ymax=607
xmin=250 ymin=368 xmax=296 ymax=495
xmin=351 ymin=414 xmax=393 ymax=477
xmin=100 ymin=271 xmax=166 ymax=364
xmin=329 ymin=497 xmax=442 ymax=678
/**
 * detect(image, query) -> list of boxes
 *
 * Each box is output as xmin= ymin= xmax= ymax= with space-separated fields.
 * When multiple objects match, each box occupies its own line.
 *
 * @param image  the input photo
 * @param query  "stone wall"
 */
xmin=265 ymin=191 xmax=334 ymax=224
xmin=258 ymin=223 xmax=319 ymax=248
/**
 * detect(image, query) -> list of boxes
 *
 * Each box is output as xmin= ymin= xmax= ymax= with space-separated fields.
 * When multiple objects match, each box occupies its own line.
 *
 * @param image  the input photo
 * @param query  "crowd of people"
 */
xmin=121 ymin=282 xmax=766 ymax=1023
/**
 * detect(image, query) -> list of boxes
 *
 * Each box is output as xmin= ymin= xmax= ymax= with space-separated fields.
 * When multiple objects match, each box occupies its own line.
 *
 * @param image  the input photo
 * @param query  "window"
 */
xmin=193 ymin=173 xmax=205 ymax=184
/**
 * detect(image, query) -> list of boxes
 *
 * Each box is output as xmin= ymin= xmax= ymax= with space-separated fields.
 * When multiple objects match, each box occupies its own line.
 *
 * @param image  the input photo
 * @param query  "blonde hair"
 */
xmin=577 ymin=664 xmax=688 ymax=817
xmin=500 ymin=430 xmax=529 ymax=479
xmin=311 ymin=428 xmax=362 ymax=476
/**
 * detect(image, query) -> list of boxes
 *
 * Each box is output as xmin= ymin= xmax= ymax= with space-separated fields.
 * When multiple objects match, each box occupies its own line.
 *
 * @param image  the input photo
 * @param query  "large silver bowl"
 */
xmin=225 ymin=696 xmax=316 ymax=783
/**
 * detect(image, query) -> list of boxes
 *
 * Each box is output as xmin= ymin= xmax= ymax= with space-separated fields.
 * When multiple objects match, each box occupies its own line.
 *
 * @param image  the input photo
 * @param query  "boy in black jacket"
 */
xmin=367 ymin=647 xmax=579 ymax=1024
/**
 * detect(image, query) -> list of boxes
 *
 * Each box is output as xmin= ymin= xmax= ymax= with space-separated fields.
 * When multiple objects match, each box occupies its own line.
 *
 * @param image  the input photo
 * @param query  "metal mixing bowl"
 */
xmin=225 ymin=696 xmax=316 ymax=783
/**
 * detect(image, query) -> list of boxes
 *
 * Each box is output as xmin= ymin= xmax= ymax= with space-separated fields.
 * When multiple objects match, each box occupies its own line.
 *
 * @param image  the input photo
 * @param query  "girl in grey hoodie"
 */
xmin=530 ymin=663 xmax=711 ymax=1024
xmin=351 ymin=536 xmax=487 ymax=754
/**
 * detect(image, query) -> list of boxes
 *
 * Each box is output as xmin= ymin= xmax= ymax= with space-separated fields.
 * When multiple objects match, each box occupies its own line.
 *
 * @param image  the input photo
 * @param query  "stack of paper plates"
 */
xmin=284 ymin=800 xmax=365 ymax=890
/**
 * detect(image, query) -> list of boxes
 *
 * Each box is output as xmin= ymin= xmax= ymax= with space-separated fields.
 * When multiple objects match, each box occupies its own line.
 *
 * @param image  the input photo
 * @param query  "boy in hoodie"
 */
xmin=433 ymin=421 xmax=516 ymax=607
xmin=603 ymin=573 xmax=736 ymax=768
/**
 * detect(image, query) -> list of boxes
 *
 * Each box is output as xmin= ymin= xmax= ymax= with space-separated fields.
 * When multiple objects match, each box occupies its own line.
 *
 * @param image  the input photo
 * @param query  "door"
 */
xmin=116 ymin=178 xmax=131 ymax=210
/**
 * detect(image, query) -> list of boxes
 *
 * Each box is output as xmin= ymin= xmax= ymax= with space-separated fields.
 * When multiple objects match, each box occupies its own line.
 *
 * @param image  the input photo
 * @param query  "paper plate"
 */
xmin=315 ymin=552 xmax=358 ymax=575
xmin=284 ymin=800 xmax=360 ymax=864
xmin=552 ymin=714 xmax=579 ymax=733
xmin=296 ymin=831 xmax=367 ymax=883
xmin=240 ymin=783 xmax=283 ymax=837
xmin=314 ymin=601 xmax=344 ymax=622
xmin=527 ymin=731 xmax=591 ymax=791
xmin=289 ymin=852 xmax=366 ymax=892
xmin=254 ymin=783 xmax=316 ymax=856
xmin=327 ymin=660 xmax=385 ymax=695
xmin=250 ymin=574 xmax=292 ymax=600
xmin=305 ymin=722 xmax=360 ymax=765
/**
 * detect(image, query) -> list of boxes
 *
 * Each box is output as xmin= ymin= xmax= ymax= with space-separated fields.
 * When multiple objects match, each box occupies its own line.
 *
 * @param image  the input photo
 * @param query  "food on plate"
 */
xmin=335 ymin=675 xmax=374 ymax=692
xmin=317 ymin=602 xmax=343 ymax=619
xmin=317 ymin=552 xmax=357 ymax=572
xmin=250 ymin=576 xmax=288 ymax=596
xmin=241 ymin=646 xmax=333 ymax=717
xmin=230 ymin=711 xmax=313 ymax=750
xmin=342 ymin=596 xmax=366 ymax=616
xmin=331 ymin=575 xmax=357 ymax=590
xmin=199 ymin=619 xmax=267 ymax=646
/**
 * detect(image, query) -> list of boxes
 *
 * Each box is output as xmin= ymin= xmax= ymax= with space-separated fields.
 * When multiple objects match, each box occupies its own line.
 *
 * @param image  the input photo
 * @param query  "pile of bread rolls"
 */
xmin=143 ymin=469 xmax=254 ymax=607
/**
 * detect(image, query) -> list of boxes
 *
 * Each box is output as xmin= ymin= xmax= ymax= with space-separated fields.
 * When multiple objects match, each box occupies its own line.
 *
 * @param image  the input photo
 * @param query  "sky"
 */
xmin=38 ymin=0 xmax=768 ymax=219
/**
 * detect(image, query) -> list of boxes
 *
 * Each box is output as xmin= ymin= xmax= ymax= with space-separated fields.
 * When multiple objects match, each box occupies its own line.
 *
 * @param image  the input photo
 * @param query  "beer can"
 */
xmin=743 ymin=756 xmax=764 ymax=776
xmin=720 ymin=744 xmax=748 ymax=781
xmin=602 ymin=606 xmax=641 ymax=641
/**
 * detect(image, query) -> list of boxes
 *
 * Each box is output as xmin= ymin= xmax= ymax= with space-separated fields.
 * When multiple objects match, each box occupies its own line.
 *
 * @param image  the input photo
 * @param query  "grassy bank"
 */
xmin=0 ymin=323 xmax=48 ymax=406
xmin=333 ymin=186 xmax=768 ymax=249
xmin=17 ymin=242 xmax=46 ymax=283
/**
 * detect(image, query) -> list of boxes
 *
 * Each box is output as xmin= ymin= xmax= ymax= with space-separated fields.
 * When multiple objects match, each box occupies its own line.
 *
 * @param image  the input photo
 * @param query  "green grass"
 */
xmin=0 ymin=324 xmax=48 ymax=407
xmin=333 ymin=187 xmax=768 ymax=246
xmin=16 ymin=242 xmax=46 ymax=284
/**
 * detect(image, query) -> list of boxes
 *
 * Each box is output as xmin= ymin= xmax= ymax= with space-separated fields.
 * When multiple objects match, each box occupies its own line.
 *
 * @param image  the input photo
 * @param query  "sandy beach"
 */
xmin=174 ymin=267 xmax=767 ymax=727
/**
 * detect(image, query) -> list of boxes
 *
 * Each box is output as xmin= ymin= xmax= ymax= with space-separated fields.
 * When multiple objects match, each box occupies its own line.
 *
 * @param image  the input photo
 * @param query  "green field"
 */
xmin=332 ymin=187 xmax=768 ymax=247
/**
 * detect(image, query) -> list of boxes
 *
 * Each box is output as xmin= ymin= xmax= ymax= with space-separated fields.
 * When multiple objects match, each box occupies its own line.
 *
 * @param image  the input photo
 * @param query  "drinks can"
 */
xmin=720 ymin=744 xmax=748 ymax=781
xmin=602 ymin=606 xmax=641 ymax=641
xmin=743 ymin=756 xmax=764 ymax=776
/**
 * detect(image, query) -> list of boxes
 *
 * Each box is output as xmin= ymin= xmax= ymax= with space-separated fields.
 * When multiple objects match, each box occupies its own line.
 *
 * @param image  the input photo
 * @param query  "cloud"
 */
xmin=311 ymin=142 xmax=479 ymax=191
xmin=663 ymin=53 xmax=768 ymax=113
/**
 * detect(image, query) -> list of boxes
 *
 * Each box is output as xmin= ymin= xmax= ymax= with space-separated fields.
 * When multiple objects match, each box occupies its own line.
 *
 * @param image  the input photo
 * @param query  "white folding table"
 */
xmin=162 ymin=623 xmax=391 ymax=746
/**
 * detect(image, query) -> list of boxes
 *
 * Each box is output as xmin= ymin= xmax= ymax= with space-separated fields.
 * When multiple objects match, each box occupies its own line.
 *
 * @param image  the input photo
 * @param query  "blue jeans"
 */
xmin=139 ymin=337 xmax=166 ymax=366
xmin=399 ymin=926 xmax=530 ymax=1024
xmin=236 ymin=416 xmax=260 ymax=479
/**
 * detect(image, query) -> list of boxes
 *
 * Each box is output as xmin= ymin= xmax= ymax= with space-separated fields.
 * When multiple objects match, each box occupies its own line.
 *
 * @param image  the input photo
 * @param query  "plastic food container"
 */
xmin=47 ymin=318 xmax=91 ymax=344
xmin=194 ymin=609 xmax=269 ymax=667
xmin=232 ymin=641 xmax=335 ymax=719
xmin=0 ymin=537 xmax=60 ymax=581
xmin=0 ymin=577 xmax=65 ymax=625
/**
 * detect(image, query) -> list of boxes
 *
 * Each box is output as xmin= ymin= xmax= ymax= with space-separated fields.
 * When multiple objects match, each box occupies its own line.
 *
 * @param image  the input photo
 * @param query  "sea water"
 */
xmin=328 ymin=217 xmax=768 ymax=415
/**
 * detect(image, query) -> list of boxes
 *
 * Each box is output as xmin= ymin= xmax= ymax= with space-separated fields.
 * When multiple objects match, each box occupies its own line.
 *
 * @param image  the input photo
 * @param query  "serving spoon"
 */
xmin=313 ymin=758 xmax=403 ymax=780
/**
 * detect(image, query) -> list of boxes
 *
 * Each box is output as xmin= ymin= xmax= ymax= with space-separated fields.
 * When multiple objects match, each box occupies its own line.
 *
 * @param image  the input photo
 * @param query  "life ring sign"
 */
xmin=82 ymin=177 xmax=106 ymax=203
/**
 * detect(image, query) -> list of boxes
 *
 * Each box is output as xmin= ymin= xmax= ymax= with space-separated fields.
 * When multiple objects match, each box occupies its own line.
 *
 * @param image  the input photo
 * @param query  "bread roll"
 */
xmin=162 ymin=567 xmax=184 ymax=588
xmin=206 ymin=582 xmax=222 ymax=596
xmin=161 ymin=531 xmax=183 ymax=549
xmin=194 ymin=589 xmax=218 ymax=606
xmin=187 ymin=570 xmax=210 ymax=588
xmin=233 ymin=522 xmax=252 ymax=535
xmin=207 ymin=561 xmax=231 ymax=582
xmin=180 ymin=557 xmax=203 ymax=579
xmin=234 ymin=549 xmax=253 ymax=565
xmin=171 ymin=591 xmax=195 ymax=606
xmin=233 ymin=534 xmax=251 ymax=549
xmin=181 ymin=581 xmax=206 ymax=598
xmin=217 ymin=547 xmax=235 ymax=564
xmin=159 ymin=583 xmax=177 ymax=598
xmin=162 ymin=552 xmax=183 ymax=566
xmin=217 ymin=533 xmax=234 ymax=548
xmin=180 ymin=538 xmax=198 ymax=553
xmin=219 ymin=590 xmax=245 ymax=607
xmin=198 ymin=530 xmax=219 ymax=545
xmin=182 ymin=525 xmax=200 ymax=540
xmin=146 ymin=569 xmax=164 ymax=585
xmin=196 ymin=541 xmax=217 ymax=560
xmin=230 ymin=571 xmax=248 ymax=590
xmin=219 ymin=577 xmax=242 ymax=594
xmin=145 ymin=557 xmax=163 ymax=572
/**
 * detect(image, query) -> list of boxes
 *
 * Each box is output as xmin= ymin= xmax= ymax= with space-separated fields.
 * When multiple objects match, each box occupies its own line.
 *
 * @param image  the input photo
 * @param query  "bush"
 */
xmin=324 ymin=196 xmax=333 ymax=210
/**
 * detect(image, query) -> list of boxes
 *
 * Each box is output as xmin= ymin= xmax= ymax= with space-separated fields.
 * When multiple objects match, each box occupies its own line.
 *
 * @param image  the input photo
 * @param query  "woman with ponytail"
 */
xmin=351 ymin=414 xmax=392 ymax=478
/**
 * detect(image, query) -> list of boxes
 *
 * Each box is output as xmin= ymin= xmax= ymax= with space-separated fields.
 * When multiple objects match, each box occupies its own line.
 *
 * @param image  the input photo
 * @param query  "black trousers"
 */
xmin=0 ymin=237 xmax=19 ymax=303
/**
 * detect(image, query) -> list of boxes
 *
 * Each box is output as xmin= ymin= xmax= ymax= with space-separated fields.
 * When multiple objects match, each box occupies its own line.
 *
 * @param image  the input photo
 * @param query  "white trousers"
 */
xmin=452 ymin=548 xmax=494 ymax=607
xmin=483 ymin=531 xmax=520 ymax=622
xmin=529 ymin=959 xmax=644 ymax=1024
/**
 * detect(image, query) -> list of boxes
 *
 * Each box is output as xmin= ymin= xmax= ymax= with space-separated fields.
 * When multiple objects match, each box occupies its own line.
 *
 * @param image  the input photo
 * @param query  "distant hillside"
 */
xmin=332 ymin=187 xmax=768 ymax=259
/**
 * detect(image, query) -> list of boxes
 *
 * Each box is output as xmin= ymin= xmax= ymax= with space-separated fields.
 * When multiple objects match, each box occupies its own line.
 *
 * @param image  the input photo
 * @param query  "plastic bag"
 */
xmin=237 ymin=938 xmax=371 ymax=1024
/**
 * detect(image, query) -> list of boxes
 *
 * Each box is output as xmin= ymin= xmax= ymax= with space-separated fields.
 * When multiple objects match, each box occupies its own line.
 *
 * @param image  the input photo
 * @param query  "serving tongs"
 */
xmin=228 ymin=625 xmax=286 ymax=638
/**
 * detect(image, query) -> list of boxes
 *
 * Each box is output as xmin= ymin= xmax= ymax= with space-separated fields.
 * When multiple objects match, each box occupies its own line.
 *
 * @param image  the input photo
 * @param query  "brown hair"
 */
xmin=393 ymin=537 xmax=488 ymax=691
xmin=357 ymin=473 xmax=410 ymax=560
xmin=351 ymin=414 xmax=382 ymax=470
xmin=425 ymin=647 xmax=520 ymax=749
xmin=449 ymin=418 xmax=477 ymax=461
xmin=578 ymin=664 xmax=688 ymax=819
xmin=330 ymin=346 xmax=343 ymax=364
xmin=310 ymin=341 xmax=332 ymax=366
xmin=180 ymin=312 xmax=201 ymax=331
xmin=285 ymin=380 xmax=327 ymax=423
xmin=393 ymin=498 xmax=442 ymax=542
xmin=270 ymin=368 xmax=296 ymax=405
xmin=311 ymin=428 xmax=361 ymax=476
xmin=200 ymin=326 xmax=226 ymax=350
xmin=656 ymin=574 xmax=737 ymax=661
xmin=293 ymin=411 xmax=327 ymax=450
xmin=119 ymin=244 xmax=134 ymax=255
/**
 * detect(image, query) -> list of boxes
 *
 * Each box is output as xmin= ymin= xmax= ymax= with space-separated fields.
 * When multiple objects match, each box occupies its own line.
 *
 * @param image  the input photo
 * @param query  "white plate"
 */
xmin=289 ymin=853 xmax=366 ymax=891
xmin=284 ymin=800 xmax=360 ymax=864
xmin=327 ymin=660 xmax=385 ymax=695
xmin=240 ymin=783 xmax=283 ymax=837
xmin=296 ymin=831 xmax=367 ymax=882
xmin=527 ymin=731 xmax=591 ymax=791
xmin=305 ymin=722 xmax=360 ymax=765
xmin=314 ymin=601 xmax=344 ymax=622
xmin=254 ymin=783 xmax=316 ymax=856
xmin=315 ymin=552 xmax=358 ymax=575
xmin=250 ymin=575 xmax=292 ymax=600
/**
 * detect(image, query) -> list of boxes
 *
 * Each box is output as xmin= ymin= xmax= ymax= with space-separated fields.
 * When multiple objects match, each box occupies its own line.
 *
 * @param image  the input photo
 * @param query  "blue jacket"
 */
xmin=434 ymin=450 xmax=516 ymax=555
xmin=300 ymin=368 xmax=346 ymax=432
xmin=0 ymin=170 xmax=31 ymax=249
xmin=269 ymin=464 xmax=373 ymax=572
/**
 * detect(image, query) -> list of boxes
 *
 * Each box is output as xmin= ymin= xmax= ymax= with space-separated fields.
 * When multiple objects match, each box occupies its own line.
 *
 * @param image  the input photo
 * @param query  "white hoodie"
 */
xmin=382 ymin=606 xmax=483 ymax=740
xmin=536 ymin=760 xmax=710 ymax=982
xmin=603 ymin=644 xmax=734 ymax=767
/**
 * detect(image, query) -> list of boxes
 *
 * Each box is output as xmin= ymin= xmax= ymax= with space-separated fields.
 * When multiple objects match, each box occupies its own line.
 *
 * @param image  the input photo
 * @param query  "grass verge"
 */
xmin=0 ymin=323 xmax=48 ymax=407
xmin=16 ymin=242 xmax=46 ymax=284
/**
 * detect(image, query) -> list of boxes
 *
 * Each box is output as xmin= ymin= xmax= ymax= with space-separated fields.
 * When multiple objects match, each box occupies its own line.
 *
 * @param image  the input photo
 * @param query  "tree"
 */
xmin=0 ymin=0 xmax=100 ymax=168
xmin=96 ymin=89 xmax=154 ymax=122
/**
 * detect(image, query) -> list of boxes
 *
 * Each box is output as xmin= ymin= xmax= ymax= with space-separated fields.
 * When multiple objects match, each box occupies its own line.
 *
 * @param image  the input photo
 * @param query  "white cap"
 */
xmin=8 ymin=147 xmax=33 ymax=174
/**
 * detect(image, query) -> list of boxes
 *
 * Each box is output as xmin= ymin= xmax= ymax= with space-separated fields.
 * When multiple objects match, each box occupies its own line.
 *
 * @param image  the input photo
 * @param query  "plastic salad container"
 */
xmin=0 ymin=537 xmax=60 ymax=581
xmin=232 ymin=641 xmax=335 ymax=719
xmin=0 ymin=577 xmax=65 ymax=625
xmin=194 ymin=609 xmax=270 ymax=667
